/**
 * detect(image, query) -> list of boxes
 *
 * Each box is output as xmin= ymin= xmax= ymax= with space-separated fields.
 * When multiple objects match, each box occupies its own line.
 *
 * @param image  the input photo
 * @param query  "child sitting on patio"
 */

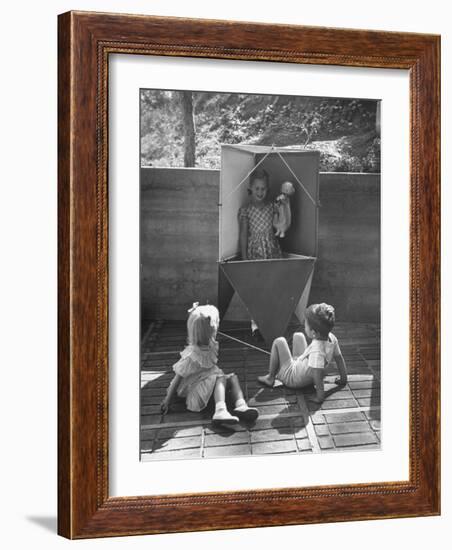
xmin=257 ymin=303 xmax=348 ymax=403
xmin=161 ymin=302 xmax=259 ymax=424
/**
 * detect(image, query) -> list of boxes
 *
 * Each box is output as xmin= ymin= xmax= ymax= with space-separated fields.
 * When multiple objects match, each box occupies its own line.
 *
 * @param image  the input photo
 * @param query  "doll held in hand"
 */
xmin=274 ymin=181 xmax=295 ymax=238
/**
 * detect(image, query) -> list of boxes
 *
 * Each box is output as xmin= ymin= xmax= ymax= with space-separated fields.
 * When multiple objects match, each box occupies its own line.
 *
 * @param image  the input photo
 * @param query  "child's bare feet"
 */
xmin=258 ymin=374 xmax=275 ymax=388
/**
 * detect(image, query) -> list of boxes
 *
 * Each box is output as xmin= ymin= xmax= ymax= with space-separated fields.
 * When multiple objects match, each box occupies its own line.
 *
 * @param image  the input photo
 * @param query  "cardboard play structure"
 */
xmin=218 ymin=144 xmax=320 ymax=346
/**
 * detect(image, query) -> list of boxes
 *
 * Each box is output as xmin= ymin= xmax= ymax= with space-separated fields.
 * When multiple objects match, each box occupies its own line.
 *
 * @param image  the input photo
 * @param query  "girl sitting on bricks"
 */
xmin=258 ymin=303 xmax=348 ymax=403
xmin=161 ymin=302 xmax=259 ymax=424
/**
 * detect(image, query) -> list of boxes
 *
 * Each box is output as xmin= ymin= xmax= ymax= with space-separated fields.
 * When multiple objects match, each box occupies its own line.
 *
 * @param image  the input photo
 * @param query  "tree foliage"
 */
xmin=140 ymin=90 xmax=380 ymax=172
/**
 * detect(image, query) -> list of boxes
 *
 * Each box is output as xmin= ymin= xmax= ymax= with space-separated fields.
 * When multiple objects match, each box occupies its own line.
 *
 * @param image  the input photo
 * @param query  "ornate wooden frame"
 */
xmin=58 ymin=11 xmax=440 ymax=539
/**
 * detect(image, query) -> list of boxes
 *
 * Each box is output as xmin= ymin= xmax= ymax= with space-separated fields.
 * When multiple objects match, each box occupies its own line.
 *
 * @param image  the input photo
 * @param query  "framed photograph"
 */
xmin=58 ymin=11 xmax=440 ymax=538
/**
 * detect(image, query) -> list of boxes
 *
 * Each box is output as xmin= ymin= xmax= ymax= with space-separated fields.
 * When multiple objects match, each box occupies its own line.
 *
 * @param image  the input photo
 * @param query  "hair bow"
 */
xmin=187 ymin=302 xmax=200 ymax=313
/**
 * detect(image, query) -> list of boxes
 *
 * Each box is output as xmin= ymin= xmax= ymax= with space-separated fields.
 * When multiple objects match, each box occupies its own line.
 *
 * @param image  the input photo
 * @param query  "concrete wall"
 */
xmin=141 ymin=167 xmax=380 ymax=323
xmin=309 ymin=173 xmax=380 ymax=322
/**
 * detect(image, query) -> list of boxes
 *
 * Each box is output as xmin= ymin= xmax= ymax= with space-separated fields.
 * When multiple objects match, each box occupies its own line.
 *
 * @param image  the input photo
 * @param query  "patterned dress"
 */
xmin=173 ymin=342 xmax=224 ymax=412
xmin=239 ymin=202 xmax=282 ymax=260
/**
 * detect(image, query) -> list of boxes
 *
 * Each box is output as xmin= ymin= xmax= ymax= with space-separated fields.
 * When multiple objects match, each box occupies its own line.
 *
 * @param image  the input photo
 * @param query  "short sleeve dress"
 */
xmin=276 ymin=333 xmax=342 ymax=389
xmin=238 ymin=202 xmax=282 ymax=260
xmin=173 ymin=342 xmax=224 ymax=412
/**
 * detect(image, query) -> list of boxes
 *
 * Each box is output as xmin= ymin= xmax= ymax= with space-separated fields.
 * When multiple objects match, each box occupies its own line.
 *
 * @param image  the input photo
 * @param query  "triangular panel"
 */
xmin=221 ymin=258 xmax=315 ymax=345
xmin=218 ymin=263 xmax=235 ymax=319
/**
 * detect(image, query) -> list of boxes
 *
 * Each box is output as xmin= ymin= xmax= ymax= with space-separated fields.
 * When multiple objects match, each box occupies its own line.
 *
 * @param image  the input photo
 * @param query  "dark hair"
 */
xmin=248 ymin=169 xmax=269 ymax=195
xmin=305 ymin=303 xmax=335 ymax=338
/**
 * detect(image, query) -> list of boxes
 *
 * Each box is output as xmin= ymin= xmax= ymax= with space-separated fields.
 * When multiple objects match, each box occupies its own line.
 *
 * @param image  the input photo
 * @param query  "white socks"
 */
xmin=234 ymin=398 xmax=248 ymax=412
xmin=213 ymin=402 xmax=239 ymax=424
xmin=215 ymin=400 xmax=227 ymax=412
xmin=213 ymin=400 xmax=258 ymax=424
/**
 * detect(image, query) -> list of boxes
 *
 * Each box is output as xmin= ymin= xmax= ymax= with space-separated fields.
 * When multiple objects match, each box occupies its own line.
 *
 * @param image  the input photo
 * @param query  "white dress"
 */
xmin=173 ymin=342 xmax=224 ymax=412
xmin=276 ymin=333 xmax=341 ymax=388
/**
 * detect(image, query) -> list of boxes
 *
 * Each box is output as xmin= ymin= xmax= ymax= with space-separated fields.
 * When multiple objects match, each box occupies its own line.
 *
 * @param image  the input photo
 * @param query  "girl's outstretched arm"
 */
xmin=335 ymin=354 xmax=348 ymax=385
xmin=161 ymin=374 xmax=182 ymax=414
xmin=239 ymin=217 xmax=248 ymax=260
xmin=311 ymin=369 xmax=325 ymax=403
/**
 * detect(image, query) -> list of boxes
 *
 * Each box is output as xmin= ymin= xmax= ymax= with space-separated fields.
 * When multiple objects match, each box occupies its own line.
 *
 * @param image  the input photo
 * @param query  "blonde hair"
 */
xmin=186 ymin=304 xmax=220 ymax=347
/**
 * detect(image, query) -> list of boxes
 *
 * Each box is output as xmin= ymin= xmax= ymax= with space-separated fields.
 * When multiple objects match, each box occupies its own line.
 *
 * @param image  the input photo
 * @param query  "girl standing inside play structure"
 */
xmin=238 ymin=170 xmax=294 ymax=340
xmin=160 ymin=303 xmax=259 ymax=424
xmin=258 ymin=303 xmax=348 ymax=403
xmin=239 ymin=170 xmax=282 ymax=261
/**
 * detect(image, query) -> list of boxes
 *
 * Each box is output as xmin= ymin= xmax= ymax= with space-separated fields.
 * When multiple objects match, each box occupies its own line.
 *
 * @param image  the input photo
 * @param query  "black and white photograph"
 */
xmin=140 ymin=89 xmax=381 ymax=460
xmin=1 ymin=0 xmax=446 ymax=546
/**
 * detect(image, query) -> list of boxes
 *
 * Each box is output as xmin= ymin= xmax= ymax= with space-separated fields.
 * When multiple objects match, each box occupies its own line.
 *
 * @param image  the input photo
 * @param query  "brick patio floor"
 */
xmin=140 ymin=320 xmax=381 ymax=461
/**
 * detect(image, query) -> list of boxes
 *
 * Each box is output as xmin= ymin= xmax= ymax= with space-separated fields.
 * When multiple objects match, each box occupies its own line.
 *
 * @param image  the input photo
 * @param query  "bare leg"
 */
xmin=212 ymin=376 xmax=239 ymax=424
xmin=258 ymin=337 xmax=292 ymax=387
xmin=292 ymin=332 xmax=307 ymax=358
xmin=227 ymin=373 xmax=245 ymax=403
xmin=228 ymin=374 xmax=259 ymax=422
xmin=213 ymin=375 xmax=227 ymax=403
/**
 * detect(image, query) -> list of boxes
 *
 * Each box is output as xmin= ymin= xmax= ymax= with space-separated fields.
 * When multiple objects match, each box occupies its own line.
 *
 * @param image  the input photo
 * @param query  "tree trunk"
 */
xmin=376 ymin=100 xmax=381 ymax=136
xmin=180 ymin=91 xmax=196 ymax=167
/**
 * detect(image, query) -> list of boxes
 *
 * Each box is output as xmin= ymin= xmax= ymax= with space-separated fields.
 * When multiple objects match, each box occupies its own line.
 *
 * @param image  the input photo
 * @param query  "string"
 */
xmin=220 ymin=146 xmax=319 ymax=207
xmin=221 ymin=147 xmax=274 ymax=203
xmin=218 ymin=331 xmax=271 ymax=355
